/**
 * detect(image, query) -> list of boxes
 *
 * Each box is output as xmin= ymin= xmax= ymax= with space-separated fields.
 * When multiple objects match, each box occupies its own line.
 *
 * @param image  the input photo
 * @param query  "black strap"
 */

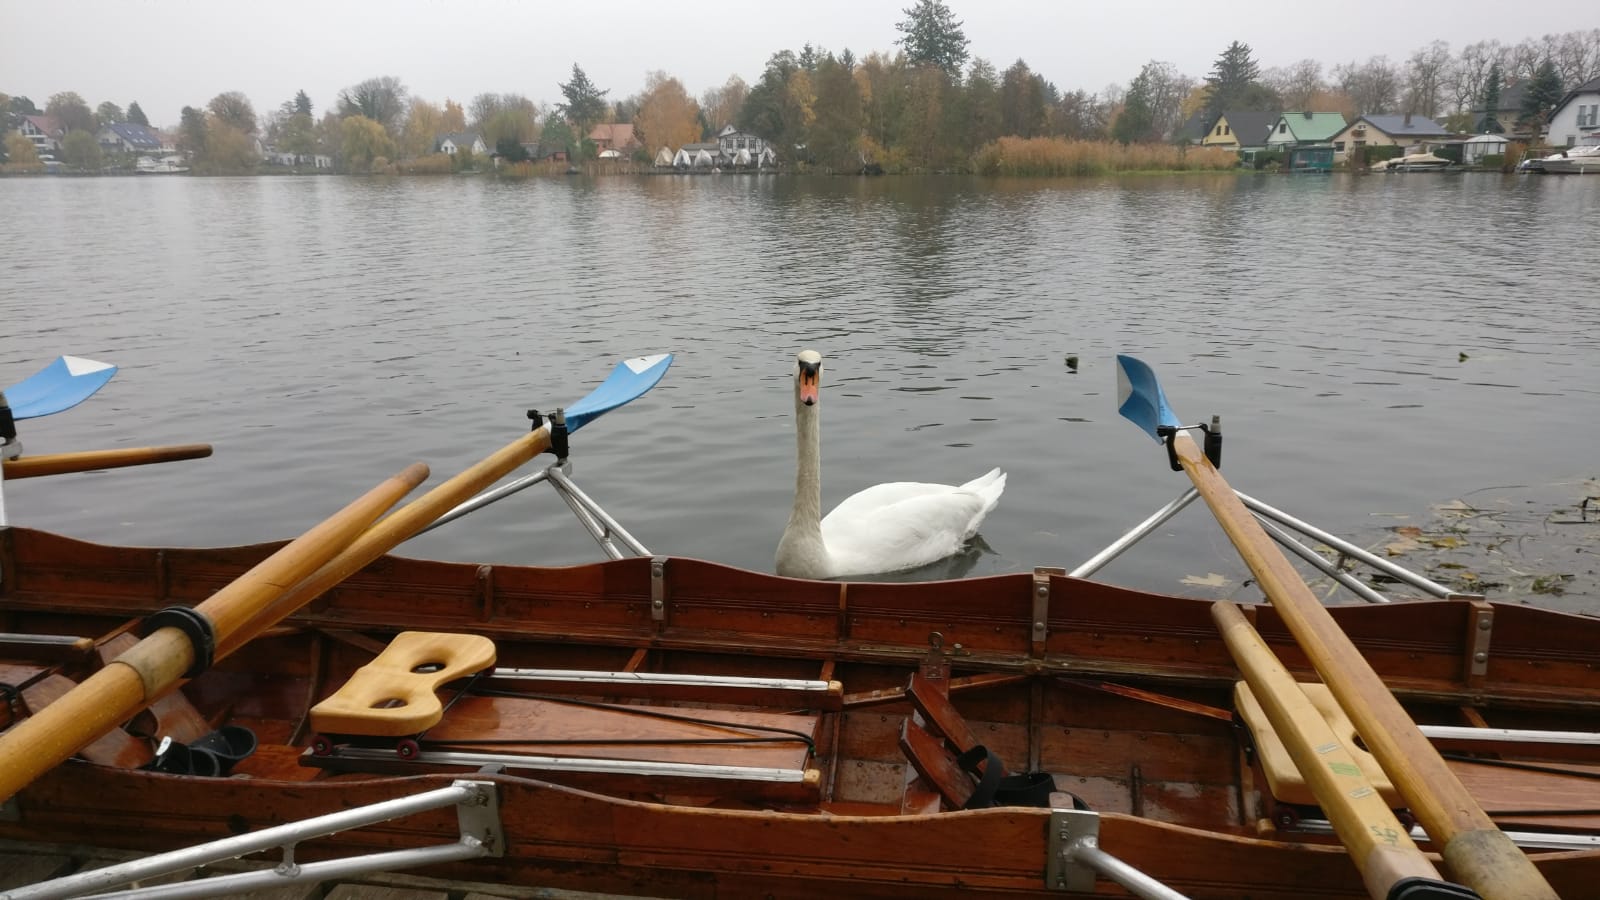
xmin=956 ymin=745 xmax=1007 ymax=810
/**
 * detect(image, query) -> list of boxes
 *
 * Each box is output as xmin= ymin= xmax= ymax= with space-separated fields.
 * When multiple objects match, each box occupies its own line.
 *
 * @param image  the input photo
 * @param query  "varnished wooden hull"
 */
xmin=4 ymin=527 xmax=1600 ymax=897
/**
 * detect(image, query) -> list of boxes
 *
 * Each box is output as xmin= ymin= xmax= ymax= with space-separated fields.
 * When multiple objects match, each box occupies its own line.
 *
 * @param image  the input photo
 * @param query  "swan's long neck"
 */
xmin=787 ymin=398 xmax=824 ymax=540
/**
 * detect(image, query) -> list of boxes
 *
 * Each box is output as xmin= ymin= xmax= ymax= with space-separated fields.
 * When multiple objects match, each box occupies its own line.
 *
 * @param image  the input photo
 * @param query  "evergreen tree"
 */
xmin=1113 ymin=70 xmax=1157 ymax=144
xmin=1478 ymin=63 xmax=1503 ymax=133
xmin=295 ymin=90 xmax=313 ymax=117
xmin=1204 ymin=41 xmax=1263 ymax=118
xmin=126 ymin=101 xmax=148 ymax=126
xmin=894 ymin=0 xmax=970 ymax=78
xmin=557 ymin=64 xmax=611 ymax=153
xmin=1520 ymin=59 xmax=1563 ymax=131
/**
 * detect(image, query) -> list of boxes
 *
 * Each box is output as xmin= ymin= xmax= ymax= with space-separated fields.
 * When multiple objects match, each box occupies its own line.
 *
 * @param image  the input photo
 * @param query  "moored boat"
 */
xmin=1520 ymin=143 xmax=1600 ymax=174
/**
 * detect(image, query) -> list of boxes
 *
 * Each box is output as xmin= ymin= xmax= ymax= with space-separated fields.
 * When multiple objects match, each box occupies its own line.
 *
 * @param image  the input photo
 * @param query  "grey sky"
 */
xmin=3 ymin=0 xmax=1575 ymax=127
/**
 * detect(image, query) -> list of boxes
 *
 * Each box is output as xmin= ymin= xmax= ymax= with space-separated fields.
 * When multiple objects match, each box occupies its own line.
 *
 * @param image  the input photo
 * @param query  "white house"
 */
xmin=96 ymin=122 xmax=163 ymax=154
xmin=18 ymin=115 xmax=64 ymax=153
xmin=1544 ymin=76 xmax=1600 ymax=148
xmin=436 ymin=132 xmax=488 ymax=156
xmin=716 ymin=125 xmax=767 ymax=161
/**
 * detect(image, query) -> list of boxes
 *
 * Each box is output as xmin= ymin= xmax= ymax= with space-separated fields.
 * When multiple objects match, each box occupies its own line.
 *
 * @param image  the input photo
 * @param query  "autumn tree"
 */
xmin=208 ymin=91 xmax=257 ymax=134
xmin=740 ymin=51 xmax=808 ymax=157
xmin=339 ymin=115 xmax=396 ymax=171
xmin=4 ymin=133 xmax=42 ymax=169
xmin=807 ymin=55 xmax=864 ymax=169
xmin=963 ymin=58 xmax=1002 ymax=149
xmin=999 ymin=59 xmax=1047 ymax=138
xmin=441 ymin=99 xmax=466 ymax=132
xmin=633 ymin=72 xmax=702 ymax=154
xmin=470 ymin=93 xmax=540 ymax=147
xmin=198 ymin=123 xmax=258 ymax=174
xmin=400 ymin=98 xmax=445 ymax=159
xmin=178 ymin=106 xmax=208 ymax=157
xmin=126 ymin=101 xmax=148 ymax=126
xmin=700 ymin=75 xmax=749 ymax=131
xmin=338 ymin=76 xmax=408 ymax=133
xmin=46 ymin=92 xmax=95 ymax=134
xmin=1053 ymin=89 xmax=1107 ymax=140
xmin=60 ymin=131 xmax=102 ymax=168
xmin=95 ymin=101 xmax=123 ymax=126
xmin=895 ymin=0 xmax=970 ymax=77
xmin=557 ymin=65 xmax=610 ymax=156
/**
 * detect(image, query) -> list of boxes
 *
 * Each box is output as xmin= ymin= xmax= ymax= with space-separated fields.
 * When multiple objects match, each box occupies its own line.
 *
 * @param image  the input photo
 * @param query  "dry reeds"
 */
xmin=399 ymin=154 xmax=453 ymax=175
xmin=972 ymin=137 xmax=1240 ymax=176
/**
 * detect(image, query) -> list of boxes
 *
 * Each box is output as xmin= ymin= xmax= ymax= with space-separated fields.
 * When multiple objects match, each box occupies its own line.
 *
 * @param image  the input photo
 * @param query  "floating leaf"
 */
xmin=1181 ymin=572 xmax=1230 ymax=588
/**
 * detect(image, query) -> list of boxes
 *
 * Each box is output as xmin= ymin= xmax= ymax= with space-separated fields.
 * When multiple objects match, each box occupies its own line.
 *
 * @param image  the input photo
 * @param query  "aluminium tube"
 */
xmin=417 ymin=468 xmax=554 ymax=535
xmin=1072 ymin=488 xmax=1201 ymax=578
xmin=1068 ymin=837 xmax=1192 ymax=900
xmin=1236 ymin=490 xmax=1454 ymax=598
xmin=547 ymin=465 xmax=650 ymax=557
xmin=4 ymin=782 xmax=484 ymax=900
xmin=1257 ymin=516 xmax=1391 ymax=604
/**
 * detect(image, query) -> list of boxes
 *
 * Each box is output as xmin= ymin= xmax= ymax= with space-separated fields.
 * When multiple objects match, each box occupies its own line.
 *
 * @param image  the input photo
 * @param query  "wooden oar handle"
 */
xmin=2 ymin=444 xmax=213 ymax=479
xmin=1213 ymin=601 xmax=1442 ymax=899
xmin=0 ymin=462 xmax=429 ymax=804
xmin=1171 ymin=430 xmax=1555 ymax=900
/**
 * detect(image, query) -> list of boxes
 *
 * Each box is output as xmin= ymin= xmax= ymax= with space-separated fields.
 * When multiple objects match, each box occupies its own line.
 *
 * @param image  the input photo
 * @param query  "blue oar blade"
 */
xmin=4 ymin=356 xmax=118 ymax=420
xmin=1115 ymin=354 xmax=1182 ymax=442
xmin=564 ymin=353 xmax=673 ymax=433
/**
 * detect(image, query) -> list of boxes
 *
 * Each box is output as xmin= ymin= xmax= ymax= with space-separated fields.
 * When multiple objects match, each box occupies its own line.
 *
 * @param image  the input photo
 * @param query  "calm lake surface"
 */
xmin=3 ymin=173 xmax=1597 ymax=605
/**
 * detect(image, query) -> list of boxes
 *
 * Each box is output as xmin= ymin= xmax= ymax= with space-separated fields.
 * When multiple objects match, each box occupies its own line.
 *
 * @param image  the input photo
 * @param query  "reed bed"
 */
xmin=972 ymin=137 xmax=1240 ymax=176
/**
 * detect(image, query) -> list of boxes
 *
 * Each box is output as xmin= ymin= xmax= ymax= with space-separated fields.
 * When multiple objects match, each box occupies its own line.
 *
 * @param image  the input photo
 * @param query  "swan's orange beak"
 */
xmin=798 ymin=361 xmax=820 ymax=406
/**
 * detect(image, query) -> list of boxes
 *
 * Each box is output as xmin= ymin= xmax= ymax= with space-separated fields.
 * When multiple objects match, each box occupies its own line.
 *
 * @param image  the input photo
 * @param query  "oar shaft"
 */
xmin=1171 ymin=433 xmax=1554 ymax=899
xmin=1213 ymin=601 xmax=1441 ymax=899
xmin=218 ymin=428 xmax=553 ymax=657
xmin=1 ymin=444 xmax=214 ymax=480
xmin=0 ymin=463 xmax=429 ymax=804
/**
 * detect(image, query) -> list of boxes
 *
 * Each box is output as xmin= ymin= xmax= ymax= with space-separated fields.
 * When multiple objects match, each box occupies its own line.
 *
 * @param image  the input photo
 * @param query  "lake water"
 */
xmin=2 ymin=172 xmax=1597 ymax=606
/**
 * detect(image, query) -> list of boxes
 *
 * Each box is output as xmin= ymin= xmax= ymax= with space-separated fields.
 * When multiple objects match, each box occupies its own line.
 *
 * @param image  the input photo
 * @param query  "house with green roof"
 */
xmin=1264 ymin=112 xmax=1347 ymax=149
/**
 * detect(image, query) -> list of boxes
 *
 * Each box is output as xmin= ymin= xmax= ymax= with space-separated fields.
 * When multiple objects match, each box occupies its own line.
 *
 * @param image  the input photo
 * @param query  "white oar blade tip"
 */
xmin=62 ymin=356 xmax=116 ymax=377
xmin=624 ymin=353 xmax=672 ymax=375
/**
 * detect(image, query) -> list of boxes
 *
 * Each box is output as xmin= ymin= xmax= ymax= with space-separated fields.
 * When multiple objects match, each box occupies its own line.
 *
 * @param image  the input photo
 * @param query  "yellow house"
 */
xmin=1200 ymin=111 xmax=1278 ymax=154
xmin=1329 ymin=114 xmax=1453 ymax=161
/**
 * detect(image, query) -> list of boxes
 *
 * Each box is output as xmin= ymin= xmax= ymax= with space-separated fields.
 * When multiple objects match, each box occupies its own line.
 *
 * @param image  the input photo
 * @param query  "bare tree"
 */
xmin=701 ymin=75 xmax=750 ymax=131
xmin=1504 ymin=40 xmax=1543 ymax=81
xmin=337 ymin=76 xmax=409 ymax=133
xmin=1552 ymin=29 xmax=1600 ymax=87
xmin=1448 ymin=41 xmax=1502 ymax=116
xmin=1404 ymin=41 xmax=1452 ymax=117
xmin=1333 ymin=56 xmax=1401 ymax=115
xmin=1265 ymin=59 xmax=1325 ymax=111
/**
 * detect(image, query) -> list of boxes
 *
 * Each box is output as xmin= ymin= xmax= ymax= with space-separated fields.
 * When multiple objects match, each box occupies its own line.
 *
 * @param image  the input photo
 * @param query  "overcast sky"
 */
xmin=3 ymin=1 xmax=1576 ymax=128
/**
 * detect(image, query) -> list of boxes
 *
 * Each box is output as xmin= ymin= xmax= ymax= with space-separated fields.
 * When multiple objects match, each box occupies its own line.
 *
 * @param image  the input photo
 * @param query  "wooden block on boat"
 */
xmin=100 ymin=633 xmax=210 ymax=744
xmin=904 ymin=672 xmax=982 ymax=756
xmin=899 ymin=718 xmax=973 ymax=809
xmin=20 ymin=674 xmax=152 ymax=768
xmin=1234 ymin=681 xmax=1402 ymax=807
xmin=310 ymin=632 xmax=496 ymax=737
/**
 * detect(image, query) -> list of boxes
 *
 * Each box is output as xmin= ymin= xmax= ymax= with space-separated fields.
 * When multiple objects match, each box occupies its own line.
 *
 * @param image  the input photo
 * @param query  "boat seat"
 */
xmin=311 ymin=632 xmax=497 ymax=737
xmin=1234 ymin=680 xmax=1401 ymax=807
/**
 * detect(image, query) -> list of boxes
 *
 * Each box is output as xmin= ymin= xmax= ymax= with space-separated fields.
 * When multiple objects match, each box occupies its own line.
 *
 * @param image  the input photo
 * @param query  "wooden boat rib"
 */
xmin=4 ymin=526 xmax=1600 ymax=897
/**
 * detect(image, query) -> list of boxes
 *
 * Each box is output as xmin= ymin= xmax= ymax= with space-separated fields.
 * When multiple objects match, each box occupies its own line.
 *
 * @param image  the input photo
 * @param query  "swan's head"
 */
xmin=795 ymin=350 xmax=822 ymax=407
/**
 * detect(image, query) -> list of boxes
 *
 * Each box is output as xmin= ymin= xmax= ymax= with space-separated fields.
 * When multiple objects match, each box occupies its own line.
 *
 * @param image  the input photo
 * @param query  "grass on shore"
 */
xmin=972 ymin=137 xmax=1240 ymax=176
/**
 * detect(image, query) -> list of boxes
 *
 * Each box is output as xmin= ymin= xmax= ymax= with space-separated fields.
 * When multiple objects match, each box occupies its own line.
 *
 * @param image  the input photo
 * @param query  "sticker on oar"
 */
xmin=1115 ymin=354 xmax=1181 ymax=442
xmin=3 ymin=356 xmax=118 ymax=420
xmin=563 ymin=353 xmax=673 ymax=433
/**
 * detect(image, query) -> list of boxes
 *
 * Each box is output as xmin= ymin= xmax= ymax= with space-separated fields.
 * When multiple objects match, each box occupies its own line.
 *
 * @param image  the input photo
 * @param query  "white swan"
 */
xmin=775 ymin=349 xmax=1006 ymax=579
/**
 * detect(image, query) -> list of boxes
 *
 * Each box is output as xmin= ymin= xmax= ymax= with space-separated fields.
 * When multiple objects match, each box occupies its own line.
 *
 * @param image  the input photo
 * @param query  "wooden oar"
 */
xmin=1213 ymin=601 xmax=1457 ymax=899
xmin=0 ymin=462 xmax=429 ymax=803
xmin=2 ymin=443 xmax=213 ymax=479
xmin=1115 ymin=355 xmax=1553 ymax=900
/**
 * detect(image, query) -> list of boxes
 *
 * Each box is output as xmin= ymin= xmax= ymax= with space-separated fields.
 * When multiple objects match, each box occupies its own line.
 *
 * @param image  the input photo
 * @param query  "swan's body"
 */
xmin=775 ymin=350 xmax=1006 ymax=579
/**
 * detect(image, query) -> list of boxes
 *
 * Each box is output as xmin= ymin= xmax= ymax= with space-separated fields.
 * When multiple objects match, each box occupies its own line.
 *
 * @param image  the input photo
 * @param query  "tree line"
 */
xmin=5 ymin=0 xmax=1596 ymax=175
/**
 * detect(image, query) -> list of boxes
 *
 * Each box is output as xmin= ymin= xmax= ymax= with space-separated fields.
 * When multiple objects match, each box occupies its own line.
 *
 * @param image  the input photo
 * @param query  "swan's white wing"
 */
xmin=821 ymin=486 xmax=990 ymax=577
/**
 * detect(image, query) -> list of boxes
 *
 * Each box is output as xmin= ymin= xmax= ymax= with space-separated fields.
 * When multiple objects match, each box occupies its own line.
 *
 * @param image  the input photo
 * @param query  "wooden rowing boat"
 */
xmin=3 ymin=525 xmax=1600 ymax=899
